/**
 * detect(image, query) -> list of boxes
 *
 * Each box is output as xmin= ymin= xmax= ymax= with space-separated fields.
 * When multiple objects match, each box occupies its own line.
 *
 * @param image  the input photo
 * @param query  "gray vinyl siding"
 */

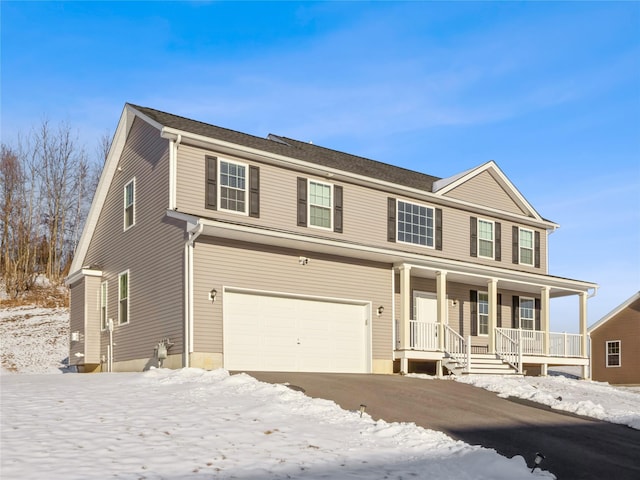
xmin=443 ymin=170 xmax=527 ymax=216
xmin=68 ymin=280 xmax=85 ymax=365
xmin=83 ymin=118 xmax=185 ymax=365
xmin=176 ymin=144 xmax=547 ymax=275
xmin=192 ymin=237 xmax=393 ymax=362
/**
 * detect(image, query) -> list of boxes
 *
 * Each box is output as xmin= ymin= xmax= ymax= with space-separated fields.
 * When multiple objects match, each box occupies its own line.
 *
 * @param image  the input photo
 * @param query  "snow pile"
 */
xmin=0 ymin=305 xmax=69 ymax=374
xmin=456 ymin=374 xmax=640 ymax=429
xmin=0 ymin=368 xmax=552 ymax=480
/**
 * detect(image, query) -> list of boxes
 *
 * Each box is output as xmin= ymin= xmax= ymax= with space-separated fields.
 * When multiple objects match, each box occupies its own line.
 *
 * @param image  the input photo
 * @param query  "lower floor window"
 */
xmin=478 ymin=292 xmax=489 ymax=335
xmin=606 ymin=340 xmax=621 ymax=367
xmin=520 ymin=297 xmax=534 ymax=330
xmin=119 ymin=271 xmax=129 ymax=325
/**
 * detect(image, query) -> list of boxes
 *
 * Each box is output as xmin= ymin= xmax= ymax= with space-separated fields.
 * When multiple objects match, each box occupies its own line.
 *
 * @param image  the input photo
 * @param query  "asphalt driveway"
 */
xmin=245 ymin=372 xmax=640 ymax=480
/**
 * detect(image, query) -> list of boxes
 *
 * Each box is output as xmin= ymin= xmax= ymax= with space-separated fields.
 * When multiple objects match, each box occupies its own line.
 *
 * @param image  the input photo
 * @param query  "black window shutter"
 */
xmin=435 ymin=208 xmax=443 ymax=251
xmin=205 ymin=156 xmax=217 ymax=210
xmin=249 ymin=166 xmax=260 ymax=218
xmin=512 ymin=226 xmax=519 ymax=264
xmin=497 ymin=293 xmax=502 ymax=328
xmin=333 ymin=185 xmax=343 ymax=233
xmin=470 ymin=217 xmax=477 ymax=257
xmin=512 ymin=296 xmax=519 ymax=329
xmin=470 ymin=290 xmax=478 ymax=336
xmin=535 ymin=298 xmax=541 ymax=331
xmin=535 ymin=231 xmax=541 ymax=268
xmin=297 ymin=177 xmax=307 ymax=227
xmin=387 ymin=198 xmax=396 ymax=242
xmin=495 ymin=222 xmax=501 ymax=261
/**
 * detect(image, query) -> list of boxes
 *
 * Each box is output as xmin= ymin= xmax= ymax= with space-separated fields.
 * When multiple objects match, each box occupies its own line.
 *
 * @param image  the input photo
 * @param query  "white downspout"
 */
xmin=168 ymin=133 xmax=182 ymax=211
xmin=184 ymin=222 xmax=204 ymax=368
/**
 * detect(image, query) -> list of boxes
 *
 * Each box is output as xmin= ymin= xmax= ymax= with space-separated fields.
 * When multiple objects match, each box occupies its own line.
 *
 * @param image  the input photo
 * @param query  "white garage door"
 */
xmin=224 ymin=290 xmax=370 ymax=373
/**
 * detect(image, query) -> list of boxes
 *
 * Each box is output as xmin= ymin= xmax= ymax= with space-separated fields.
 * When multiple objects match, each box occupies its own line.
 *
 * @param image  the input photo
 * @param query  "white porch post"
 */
xmin=541 ymin=286 xmax=550 ymax=356
xmin=579 ymin=292 xmax=589 ymax=379
xmin=436 ymin=271 xmax=447 ymax=351
xmin=487 ymin=278 xmax=498 ymax=354
xmin=399 ymin=265 xmax=411 ymax=373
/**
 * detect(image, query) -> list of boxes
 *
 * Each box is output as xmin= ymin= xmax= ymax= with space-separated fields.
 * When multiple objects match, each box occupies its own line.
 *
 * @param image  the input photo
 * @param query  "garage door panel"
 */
xmin=224 ymin=292 xmax=369 ymax=373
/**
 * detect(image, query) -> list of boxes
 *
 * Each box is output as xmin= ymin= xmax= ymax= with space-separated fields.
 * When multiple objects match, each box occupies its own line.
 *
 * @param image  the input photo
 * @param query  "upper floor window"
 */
xmin=478 ymin=292 xmax=489 ymax=335
xmin=478 ymin=219 xmax=494 ymax=258
xmin=220 ymin=160 xmax=247 ymax=213
xmin=297 ymin=177 xmax=343 ymax=233
xmin=519 ymin=228 xmax=534 ymax=265
xmin=606 ymin=340 xmax=621 ymax=367
xmin=397 ymin=200 xmax=434 ymax=247
xmin=205 ymin=156 xmax=259 ymax=217
xmin=519 ymin=297 xmax=535 ymax=330
xmin=119 ymin=271 xmax=129 ymax=325
xmin=309 ymin=180 xmax=332 ymax=229
xmin=100 ymin=281 xmax=108 ymax=330
xmin=124 ymin=179 xmax=135 ymax=230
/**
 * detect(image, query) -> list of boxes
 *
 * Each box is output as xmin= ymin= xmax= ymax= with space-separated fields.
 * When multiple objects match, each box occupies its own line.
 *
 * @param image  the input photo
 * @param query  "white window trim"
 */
xmin=218 ymin=158 xmax=249 ymax=216
xmin=396 ymin=199 xmax=435 ymax=249
xmin=100 ymin=281 xmax=108 ymax=331
xmin=118 ymin=270 xmax=130 ymax=326
xmin=478 ymin=291 xmax=489 ymax=337
xmin=519 ymin=296 xmax=535 ymax=330
xmin=123 ymin=178 xmax=136 ymax=231
xmin=307 ymin=178 xmax=333 ymax=231
xmin=519 ymin=227 xmax=534 ymax=266
xmin=477 ymin=218 xmax=495 ymax=259
xmin=606 ymin=340 xmax=621 ymax=368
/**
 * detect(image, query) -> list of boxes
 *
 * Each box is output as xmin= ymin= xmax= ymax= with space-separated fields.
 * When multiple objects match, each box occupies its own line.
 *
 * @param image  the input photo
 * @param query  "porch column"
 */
xmin=398 ymin=265 xmax=411 ymax=353
xmin=580 ymin=292 xmax=589 ymax=379
xmin=436 ymin=271 xmax=447 ymax=351
xmin=487 ymin=278 xmax=498 ymax=354
xmin=541 ymin=286 xmax=550 ymax=356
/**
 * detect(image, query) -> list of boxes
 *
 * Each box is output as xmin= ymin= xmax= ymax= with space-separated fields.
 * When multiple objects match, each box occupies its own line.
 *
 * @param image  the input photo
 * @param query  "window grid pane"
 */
xmin=478 ymin=220 xmax=493 ymax=257
xmin=309 ymin=181 xmax=332 ymax=228
xmin=520 ymin=229 xmax=533 ymax=265
xmin=397 ymin=201 xmax=433 ymax=247
xmin=220 ymin=161 xmax=246 ymax=212
xmin=607 ymin=341 xmax=621 ymax=366
xmin=520 ymin=298 xmax=534 ymax=330
xmin=478 ymin=292 xmax=489 ymax=335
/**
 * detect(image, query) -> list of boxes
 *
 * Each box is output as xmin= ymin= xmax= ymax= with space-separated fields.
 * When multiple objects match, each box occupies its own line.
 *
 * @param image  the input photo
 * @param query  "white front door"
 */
xmin=412 ymin=291 xmax=439 ymax=350
xmin=414 ymin=291 xmax=437 ymax=322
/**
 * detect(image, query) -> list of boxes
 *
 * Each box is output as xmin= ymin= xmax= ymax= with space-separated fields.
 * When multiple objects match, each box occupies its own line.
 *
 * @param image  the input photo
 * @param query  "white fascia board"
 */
xmin=432 ymin=161 xmax=548 ymax=225
xmin=161 ymin=127 xmax=557 ymax=229
xmin=69 ymin=104 xmax=162 ymax=274
xmin=166 ymin=211 xmax=595 ymax=296
xmin=588 ymin=291 xmax=640 ymax=334
xmin=65 ymin=268 xmax=103 ymax=286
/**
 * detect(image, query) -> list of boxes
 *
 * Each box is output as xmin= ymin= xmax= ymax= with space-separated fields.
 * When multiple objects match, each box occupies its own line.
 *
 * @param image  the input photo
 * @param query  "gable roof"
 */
xmin=130 ymin=104 xmax=441 ymax=192
xmin=69 ymin=103 xmax=555 ymax=275
xmin=433 ymin=160 xmax=545 ymax=221
xmin=588 ymin=291 xmax=640 ymax=334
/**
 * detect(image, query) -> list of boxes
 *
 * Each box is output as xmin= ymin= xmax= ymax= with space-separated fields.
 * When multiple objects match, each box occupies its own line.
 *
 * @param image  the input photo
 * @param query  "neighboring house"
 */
xmin=66 ymin=104 xmax=598 ymax=376
xmin=588 ymin=292 xmax=640 ymax=385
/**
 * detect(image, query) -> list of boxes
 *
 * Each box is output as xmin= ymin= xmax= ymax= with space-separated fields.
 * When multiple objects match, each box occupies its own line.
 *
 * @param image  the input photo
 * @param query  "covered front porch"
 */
xmin=392 ymin=262 xmax=596 ymax=377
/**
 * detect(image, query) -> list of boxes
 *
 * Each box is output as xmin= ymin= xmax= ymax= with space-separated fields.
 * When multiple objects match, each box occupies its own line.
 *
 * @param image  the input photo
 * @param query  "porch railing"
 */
xmin=409 ymin=320 xmax=439 ymax=350
xmin=444 ymin=325 xmax=468 ymax=371
xmin=495 ymin=328 xmax=522 ymax=373
xmin=550 ymin=332 xmax=582 ymax=357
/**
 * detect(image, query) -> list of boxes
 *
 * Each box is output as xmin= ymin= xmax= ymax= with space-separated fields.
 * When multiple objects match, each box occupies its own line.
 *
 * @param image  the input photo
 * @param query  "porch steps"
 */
xmin=444 ymin=353 xmax=519 ymax=376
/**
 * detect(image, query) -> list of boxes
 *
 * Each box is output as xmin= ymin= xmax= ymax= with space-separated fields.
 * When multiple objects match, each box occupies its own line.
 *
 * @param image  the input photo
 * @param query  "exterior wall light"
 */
xmin=209 ymin=289 xmax=217 ymax=302
xmin=376 ymin=306 xmax=384 ymax=316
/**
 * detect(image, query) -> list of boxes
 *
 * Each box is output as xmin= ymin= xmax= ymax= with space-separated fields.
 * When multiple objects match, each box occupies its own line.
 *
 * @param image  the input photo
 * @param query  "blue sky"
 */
xmin=2 ymin=1 xmax=639 ymax=331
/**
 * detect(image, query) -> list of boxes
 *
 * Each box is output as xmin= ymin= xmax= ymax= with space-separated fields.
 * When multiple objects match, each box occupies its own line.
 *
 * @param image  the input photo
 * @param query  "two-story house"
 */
xmin=66 ymin=104 xmax=597 ymax=377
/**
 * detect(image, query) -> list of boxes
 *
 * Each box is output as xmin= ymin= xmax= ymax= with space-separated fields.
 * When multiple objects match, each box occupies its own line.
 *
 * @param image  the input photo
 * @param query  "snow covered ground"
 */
xmin=1 ymin=305 xmax=638 ymax=479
